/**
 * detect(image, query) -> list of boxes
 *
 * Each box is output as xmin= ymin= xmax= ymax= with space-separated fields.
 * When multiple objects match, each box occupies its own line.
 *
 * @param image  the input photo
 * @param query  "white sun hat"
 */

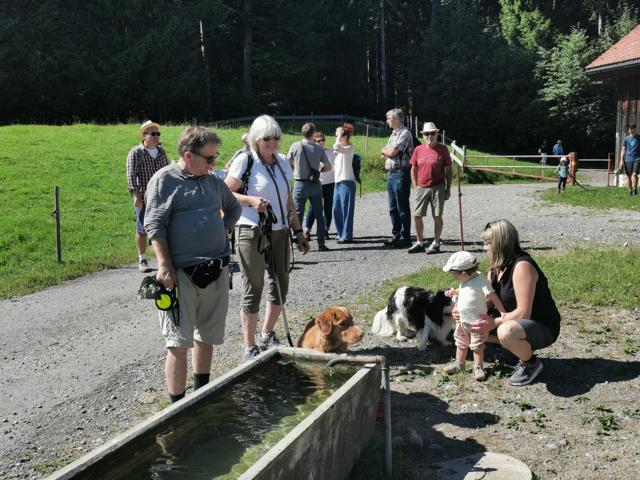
xmin=421 ymin=122 xmax=439 ymax=133
xmin=442 ymin=250 xmax=478 ymax=272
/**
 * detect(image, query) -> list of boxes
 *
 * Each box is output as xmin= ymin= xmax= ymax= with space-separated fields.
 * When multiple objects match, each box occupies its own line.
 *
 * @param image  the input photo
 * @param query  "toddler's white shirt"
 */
xmin=458 ymin=274 xmax=494 ymax=324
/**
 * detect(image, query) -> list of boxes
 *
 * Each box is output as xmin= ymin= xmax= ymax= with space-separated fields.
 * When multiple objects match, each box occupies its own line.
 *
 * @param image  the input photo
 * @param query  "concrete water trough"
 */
xmin=46 ymin=347 xmax=387 ymax=480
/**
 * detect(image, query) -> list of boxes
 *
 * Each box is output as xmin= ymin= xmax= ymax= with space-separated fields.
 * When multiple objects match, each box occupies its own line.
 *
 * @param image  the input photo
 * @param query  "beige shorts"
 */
xmin=159 ymin=267 xmax=229 ymax=348
xmin=236 ymin=225 xmax=291 ymax=313
xmin=414 ymin=184 xmax=445 ymax=217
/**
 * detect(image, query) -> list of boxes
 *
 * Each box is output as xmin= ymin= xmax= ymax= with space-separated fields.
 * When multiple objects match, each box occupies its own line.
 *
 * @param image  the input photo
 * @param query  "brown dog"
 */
xmin=297 ymin=306 xmax=364 ymax=352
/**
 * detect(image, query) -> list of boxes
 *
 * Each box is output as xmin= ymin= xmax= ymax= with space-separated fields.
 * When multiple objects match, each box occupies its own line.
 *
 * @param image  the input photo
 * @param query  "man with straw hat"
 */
xmin=126 ymin=120 xmax=169 ymax=272
xmin=407 ymin=121 xmax=452 ymax=255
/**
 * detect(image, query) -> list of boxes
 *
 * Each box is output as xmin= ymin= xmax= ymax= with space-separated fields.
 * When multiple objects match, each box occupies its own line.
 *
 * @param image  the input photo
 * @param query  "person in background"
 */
xmin=287 ymin=123 xmax=331 ymax=251
xmin=554 ymin=156 xmax=569 ymax=193
xmin=304 ymin=131 xmax=335 ymax=241
xmin=126 ymin=120 xmax=169 ymax=272
xmin=552 ymin=139 xmax=564 ymax=158
xmin=144 ymin=126 xmax=241 ymax=403
xmin=538 ymin=140 xmax=548 ymax=166
xmin=381 ymin=108 xmax=414 ymax=248
xmin=466 ymin=220 xmax=561 ymax=387
xmin=225 ymin=115 xmax=310 ymax=361
xmin=408 ymin=122 xmax=452 ymax=255
xmin=332 ymin=123 xmax=357 ymax=244
xmin=618 ymin=124 xmax=640 ymax=196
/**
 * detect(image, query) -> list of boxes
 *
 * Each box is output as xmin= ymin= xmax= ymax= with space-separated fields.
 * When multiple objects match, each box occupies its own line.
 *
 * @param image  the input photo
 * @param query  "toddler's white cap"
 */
xmin=443 ymin=250 xmax=478 ymax=272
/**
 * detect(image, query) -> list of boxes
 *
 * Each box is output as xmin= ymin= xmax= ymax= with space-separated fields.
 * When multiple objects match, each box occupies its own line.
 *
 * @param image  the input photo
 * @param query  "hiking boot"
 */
xmin=425 ymin=242 xmax=441 ymax=254
xmin=257 ymin=331 xmax=282 ymax=350
xmin=394 ymin=238 xmax=411 ymax=248
xmin=242 ymin=345 xmax=260 ymax=361
xmin=473 ymin=365 xmax=487 ymax=381
xmin=407 ymin=242 xmax=425 ymax=254
xmin=317 ymin=244 xmax=330 ymax=252
xmin=508 ymin=357 xmax=543 ymax=386
xmin=138 ymin=259 xmax=150 ymax=272
xmin=441 ymin=361 xmax=465 ymax=375
xmin=383 ymin=237 xmax=400 ymax=247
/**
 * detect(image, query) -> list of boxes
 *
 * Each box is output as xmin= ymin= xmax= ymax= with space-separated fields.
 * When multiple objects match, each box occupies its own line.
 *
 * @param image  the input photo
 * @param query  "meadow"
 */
xmin=0 ymin=123 xmax=602 ymax=300
xmin=0 ymin=124 xmax=390 ymax=299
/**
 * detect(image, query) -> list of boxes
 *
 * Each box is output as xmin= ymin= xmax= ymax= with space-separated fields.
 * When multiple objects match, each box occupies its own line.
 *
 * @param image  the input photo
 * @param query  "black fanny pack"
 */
xmin=183 ymin=257 xmax=230 ymax=289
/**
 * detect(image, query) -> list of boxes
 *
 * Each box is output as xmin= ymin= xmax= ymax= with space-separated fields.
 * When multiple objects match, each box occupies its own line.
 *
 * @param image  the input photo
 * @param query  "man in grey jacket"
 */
xmin=287 ymin=122 xmax=331 ymax=251
xmin=144 ymin=126 xmax=242 ymax=403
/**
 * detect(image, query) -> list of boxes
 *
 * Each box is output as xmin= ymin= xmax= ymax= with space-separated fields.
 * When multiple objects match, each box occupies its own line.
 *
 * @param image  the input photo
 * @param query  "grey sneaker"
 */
xmin=138 ymin=259 xmax=150 ymax=272
xmin=509 ymin=357 xmax=543 ymax=386
xmin=242 ymin=345 xmax=260 ymax=361
xmin=441 ymin=361 xmax=465 ymax=375
xmin=425 ymin=242 xmax=441 ymax=254
xmin=473 ymin=365 xmax=487 ymax=381
xmin=257 ymin=331 xmax=282 ymax=350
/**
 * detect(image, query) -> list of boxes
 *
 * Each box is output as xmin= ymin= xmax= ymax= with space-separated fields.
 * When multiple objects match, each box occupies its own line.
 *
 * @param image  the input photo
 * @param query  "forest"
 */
xmin=1 ymin=0 xmax=639 ymax=154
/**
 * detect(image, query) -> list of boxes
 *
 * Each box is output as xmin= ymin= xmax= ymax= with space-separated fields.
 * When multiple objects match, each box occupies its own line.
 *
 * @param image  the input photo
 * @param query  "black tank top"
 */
xmin=490 ymin=254 xmax=561 ymax=340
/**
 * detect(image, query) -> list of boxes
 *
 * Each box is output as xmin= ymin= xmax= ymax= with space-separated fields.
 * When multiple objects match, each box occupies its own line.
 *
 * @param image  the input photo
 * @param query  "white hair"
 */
xmin=386 ymin=108 xmax=404 ymax=121
xmin=247 ymin=115 xmax=282 ymax=156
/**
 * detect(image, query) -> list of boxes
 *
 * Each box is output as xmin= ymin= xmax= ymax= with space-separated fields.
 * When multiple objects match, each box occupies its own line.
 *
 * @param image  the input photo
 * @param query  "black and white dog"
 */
xmin=372 ymin=286 xmax=454 ymax=350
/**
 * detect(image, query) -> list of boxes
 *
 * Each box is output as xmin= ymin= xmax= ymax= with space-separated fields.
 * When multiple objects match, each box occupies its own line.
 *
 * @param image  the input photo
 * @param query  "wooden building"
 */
xmin=586 ymin=24 xmax=640 ymax=161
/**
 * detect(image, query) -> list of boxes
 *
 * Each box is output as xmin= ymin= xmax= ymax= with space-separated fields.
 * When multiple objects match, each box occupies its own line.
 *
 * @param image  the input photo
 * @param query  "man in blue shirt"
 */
xmin=619 ymin=124 xmax=640 ymax=195
xmin=552 ymin=139 xmax=564 ymax=157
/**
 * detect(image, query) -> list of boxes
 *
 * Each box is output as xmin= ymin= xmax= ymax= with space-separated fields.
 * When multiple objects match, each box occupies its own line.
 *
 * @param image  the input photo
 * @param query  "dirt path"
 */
xmin=2 ymin=181 xmax=639 ymax=479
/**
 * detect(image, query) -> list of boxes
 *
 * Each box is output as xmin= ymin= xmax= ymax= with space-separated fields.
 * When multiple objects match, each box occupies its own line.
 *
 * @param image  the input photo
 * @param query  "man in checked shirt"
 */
xmin=126 ymin=120 xmax=169 ymax=272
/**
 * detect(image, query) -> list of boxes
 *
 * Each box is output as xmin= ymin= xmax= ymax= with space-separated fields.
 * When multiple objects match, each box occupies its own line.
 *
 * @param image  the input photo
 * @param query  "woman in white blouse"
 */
xmin=332 ymin=123 xmax=357 ymax=244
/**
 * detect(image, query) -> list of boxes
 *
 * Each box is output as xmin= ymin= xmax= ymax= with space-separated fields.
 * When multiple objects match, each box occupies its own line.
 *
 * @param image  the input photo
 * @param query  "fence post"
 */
xmin=568 ymin=152 xmax=578 ymax=185
xmin=458 ymin=146 xmax=466 ymax=250
xmin=607 ymin=152 xmax=612 ymax=187
xmin=53 ymin=186 xmax=62 ymax=263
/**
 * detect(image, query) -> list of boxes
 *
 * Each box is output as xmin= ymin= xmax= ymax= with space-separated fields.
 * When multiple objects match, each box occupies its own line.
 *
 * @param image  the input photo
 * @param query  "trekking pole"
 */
xmin=267 ymin=244 xmax=294 ymax=347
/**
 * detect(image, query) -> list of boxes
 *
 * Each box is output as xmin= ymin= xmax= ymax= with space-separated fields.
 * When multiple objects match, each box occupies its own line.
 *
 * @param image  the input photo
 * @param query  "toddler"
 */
xmin=554 ymin=156 xmax=569 ymax=193
xmin=441 ymin=250 xmax=505 ymax=381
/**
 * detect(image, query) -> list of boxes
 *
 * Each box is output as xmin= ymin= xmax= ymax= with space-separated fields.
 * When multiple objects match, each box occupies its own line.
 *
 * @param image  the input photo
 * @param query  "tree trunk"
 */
xmin=379 ymin=0 xmax=387 ymax=105
xmin=199 ymin=19 xmax=213 ymax=121
xmin=243 ymin=0 xmax=252 ymax=91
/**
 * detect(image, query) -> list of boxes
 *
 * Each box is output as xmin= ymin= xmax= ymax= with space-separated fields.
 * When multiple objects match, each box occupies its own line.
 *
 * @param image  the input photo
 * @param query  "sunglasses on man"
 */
xmin=145 ymin=131 xmax=161 ymax=137
xmin=190 ymin=151 xmax=219 ymax=164
xmin=262 ymin=135 xmax=281 ymax=141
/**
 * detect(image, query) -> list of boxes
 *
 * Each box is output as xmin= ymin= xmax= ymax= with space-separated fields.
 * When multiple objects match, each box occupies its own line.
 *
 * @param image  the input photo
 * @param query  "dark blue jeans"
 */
xmin=305 ymin=182 xmax=335 ymax=235
xmin=386 ymin=170 xmax=411 ymax=241
xmin=294 ymin=180 xmax=326 ymax=247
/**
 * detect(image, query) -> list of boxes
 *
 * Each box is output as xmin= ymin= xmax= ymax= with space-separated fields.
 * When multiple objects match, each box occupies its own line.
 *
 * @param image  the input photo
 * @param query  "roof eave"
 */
xmin=586 ymin=59 xmax=640 ymax=80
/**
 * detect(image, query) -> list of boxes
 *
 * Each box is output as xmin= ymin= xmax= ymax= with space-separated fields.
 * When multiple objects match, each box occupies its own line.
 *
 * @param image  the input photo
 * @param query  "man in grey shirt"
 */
xmin=287 ymin=122 xmax=331 ymax=251
xmin=144 ymin=126 xmax=242 ymax=403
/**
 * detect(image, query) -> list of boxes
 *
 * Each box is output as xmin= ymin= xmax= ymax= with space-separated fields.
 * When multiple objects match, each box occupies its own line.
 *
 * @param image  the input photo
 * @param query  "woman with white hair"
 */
xmin=225 ymin=115 xmax=310 ymax=360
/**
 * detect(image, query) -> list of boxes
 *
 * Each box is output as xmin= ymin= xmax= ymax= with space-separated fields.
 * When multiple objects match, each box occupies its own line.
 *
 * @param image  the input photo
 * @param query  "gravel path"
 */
xmin=2 ymin=180 xmax=639 ymax=478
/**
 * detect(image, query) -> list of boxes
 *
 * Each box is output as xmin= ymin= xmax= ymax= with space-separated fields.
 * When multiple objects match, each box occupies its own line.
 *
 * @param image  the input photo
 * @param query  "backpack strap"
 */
xmin=240 ymin=152 xmax=254 ymax=194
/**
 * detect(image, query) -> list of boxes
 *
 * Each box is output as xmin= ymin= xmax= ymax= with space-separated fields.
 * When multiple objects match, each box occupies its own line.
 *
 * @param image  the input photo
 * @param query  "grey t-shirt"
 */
xmin=287 ymin=139 xmax=328 ymax=181
xmin=144 ymin=162 xmax=242 ymax=268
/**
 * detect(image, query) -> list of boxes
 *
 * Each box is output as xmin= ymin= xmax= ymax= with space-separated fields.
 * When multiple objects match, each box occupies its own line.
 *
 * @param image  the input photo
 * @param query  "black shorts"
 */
xmin=624 ymin=161 xmax=640 ymax=175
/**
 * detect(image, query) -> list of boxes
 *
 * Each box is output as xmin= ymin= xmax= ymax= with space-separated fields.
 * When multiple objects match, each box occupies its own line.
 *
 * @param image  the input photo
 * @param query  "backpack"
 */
xmin=352 ymin=153 xmax=362 ymax=184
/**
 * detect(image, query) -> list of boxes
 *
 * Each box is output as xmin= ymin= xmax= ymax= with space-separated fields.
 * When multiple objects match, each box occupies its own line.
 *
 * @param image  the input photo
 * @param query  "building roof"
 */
xmin=586 ymin=24 xmax=640 ymax=79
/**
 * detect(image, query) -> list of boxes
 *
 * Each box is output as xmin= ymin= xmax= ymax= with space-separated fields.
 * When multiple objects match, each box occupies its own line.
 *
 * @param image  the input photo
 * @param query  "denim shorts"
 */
xmin=134 ymin=205 xmax=146 ymax=235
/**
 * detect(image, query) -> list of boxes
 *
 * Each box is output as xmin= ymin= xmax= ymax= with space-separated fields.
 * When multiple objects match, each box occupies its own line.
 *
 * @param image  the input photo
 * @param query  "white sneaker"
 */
xmin=138 ymin=259 xmax=149 ymax=272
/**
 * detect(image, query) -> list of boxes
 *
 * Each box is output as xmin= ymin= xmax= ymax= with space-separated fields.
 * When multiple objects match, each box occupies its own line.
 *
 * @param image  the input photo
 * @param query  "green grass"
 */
xmin=0 ymin=123 xmax=390 ymax=299
xmin=462 ymin=148 xmax=558 ymax=183
xmin=540 ymin=185 xmax=640 ymax=212
xmin=365 ymin=246 xmax=640 ymax=313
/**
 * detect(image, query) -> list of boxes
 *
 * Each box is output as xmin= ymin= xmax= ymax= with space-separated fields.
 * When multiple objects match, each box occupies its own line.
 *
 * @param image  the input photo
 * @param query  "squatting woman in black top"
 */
xmin=470 ymin=219 xmax=561 ymax=386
